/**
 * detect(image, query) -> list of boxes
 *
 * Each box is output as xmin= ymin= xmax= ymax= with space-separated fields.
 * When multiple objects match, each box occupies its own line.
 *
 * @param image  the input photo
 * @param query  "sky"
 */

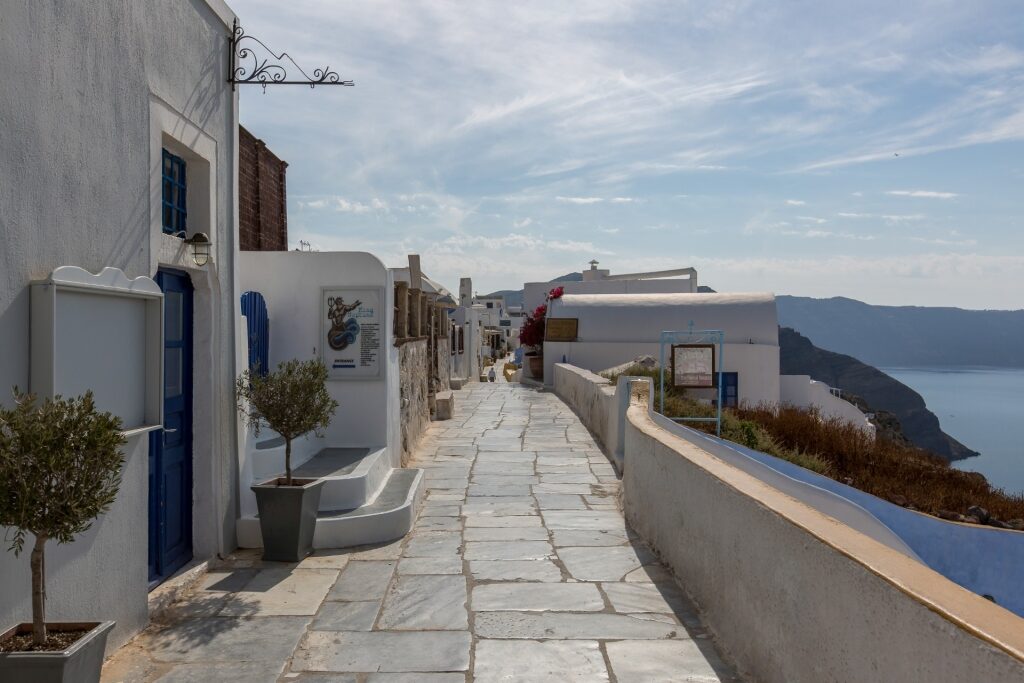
xmin=234 ymin=0 xmax=1024 ymax=309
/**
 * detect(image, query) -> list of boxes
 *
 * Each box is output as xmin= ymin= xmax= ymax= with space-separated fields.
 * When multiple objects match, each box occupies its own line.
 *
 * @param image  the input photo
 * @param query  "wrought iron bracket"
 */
xmin=228 ymin=19 xmax=354 ymax=92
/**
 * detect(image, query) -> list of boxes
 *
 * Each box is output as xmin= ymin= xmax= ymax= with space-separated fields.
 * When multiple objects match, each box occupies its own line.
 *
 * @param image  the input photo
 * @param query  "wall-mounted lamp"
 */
xmin=184 ymin=232 xmax=211 ymax=266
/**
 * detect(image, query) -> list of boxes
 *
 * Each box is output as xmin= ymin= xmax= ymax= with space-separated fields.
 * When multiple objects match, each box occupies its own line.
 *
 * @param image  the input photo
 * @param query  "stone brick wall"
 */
xmin=399 ymin=339 xmax=430 ymax=464
xmin=239 ymin=125 xmax=288 ymax=251
xmin=435 ymin=337 xmax=452 ymax=392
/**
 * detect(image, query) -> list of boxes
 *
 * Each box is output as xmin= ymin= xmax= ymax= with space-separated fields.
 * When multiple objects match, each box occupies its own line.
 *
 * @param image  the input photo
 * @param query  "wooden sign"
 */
xmin=671 ymin=343 xmax=716 ymax=388
xmin=545 ymin=318 xmax=578 ymax=342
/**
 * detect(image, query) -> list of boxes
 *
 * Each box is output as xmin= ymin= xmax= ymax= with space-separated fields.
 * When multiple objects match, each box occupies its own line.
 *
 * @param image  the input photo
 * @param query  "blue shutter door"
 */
xmin=240 ymin=291 xmax=270 ymax=375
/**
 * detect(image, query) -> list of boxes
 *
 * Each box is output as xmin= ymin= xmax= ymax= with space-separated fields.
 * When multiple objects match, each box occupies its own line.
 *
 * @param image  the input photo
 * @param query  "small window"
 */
xmin=162 ymin=148 xmax=187 ymax=236
xmin=486 ymin=302 xmax=493 ymax=308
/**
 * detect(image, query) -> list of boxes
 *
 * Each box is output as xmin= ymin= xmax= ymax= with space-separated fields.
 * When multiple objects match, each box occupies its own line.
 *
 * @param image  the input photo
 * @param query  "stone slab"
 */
xmin=219 ymin=568 xmax=338 ymax=616
xmin=469 ymin=560 xmax=563 ymax=582
xmin=328 ymin=561 xmax=396 ymax=601
xmin=312 ymin=600 xmax=381 ymax=630
xmin=293 ymin=631 xmax=471 ymax=673
xmin=147 ymin=616 xmax=311 ymax=663
xmin=464 ymin=541 xmax=554 ymax=560
xmin=378 ymin=574 xmax=468 ymax=630
xmin=558 ymin=546 xmax=655 ymax=581
xmin=606 ymin=639 xmax=729 ymax=682
xmin=472 ymin=582 xmax=604 ymax=612
xmin=473 ymin=639 xmax=608 ymax=682
xmin=473 ymin=612 xmax=680 ymax=640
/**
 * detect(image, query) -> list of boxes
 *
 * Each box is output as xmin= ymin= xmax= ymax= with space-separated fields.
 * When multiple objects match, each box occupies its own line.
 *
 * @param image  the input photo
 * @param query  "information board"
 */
xmin=671 ymin=343 xmax=716 ymax=388
xmin=321 ymin=287 xmax=382 ymax=379
xmin=545 ymin=318 xmax=579 ymax=342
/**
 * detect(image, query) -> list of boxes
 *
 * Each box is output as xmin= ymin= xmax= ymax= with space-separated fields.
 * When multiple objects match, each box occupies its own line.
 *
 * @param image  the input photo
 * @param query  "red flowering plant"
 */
xmin=519 ymin=303 xmax=547 ymax=350
xmin=519 ymin=287 xmax=564 ymax=352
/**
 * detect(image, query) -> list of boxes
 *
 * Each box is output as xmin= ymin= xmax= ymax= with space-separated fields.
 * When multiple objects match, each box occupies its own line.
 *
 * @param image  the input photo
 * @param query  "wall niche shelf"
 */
xmin=31 ymin=266 xmax=164 ymax=436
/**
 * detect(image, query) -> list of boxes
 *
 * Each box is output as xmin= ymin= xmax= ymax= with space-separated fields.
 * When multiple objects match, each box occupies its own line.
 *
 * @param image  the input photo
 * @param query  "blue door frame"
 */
xmin=149 ymin=269 xmax=194 ymax=587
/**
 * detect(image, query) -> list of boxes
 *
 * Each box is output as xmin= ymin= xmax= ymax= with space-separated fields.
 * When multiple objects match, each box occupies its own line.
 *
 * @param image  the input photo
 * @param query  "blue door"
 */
xmin=149 ymin=269 xmax=194 ymax=587
xmin=722 ymin=372 xmax=739 ymax=408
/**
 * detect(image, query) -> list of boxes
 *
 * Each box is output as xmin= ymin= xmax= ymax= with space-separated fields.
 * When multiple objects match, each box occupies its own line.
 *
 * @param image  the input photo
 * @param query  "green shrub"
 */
xmin=236 ymin=359 xmax=338 ymax=485
xmin=0 ymin=389 xmax=126 ymax=645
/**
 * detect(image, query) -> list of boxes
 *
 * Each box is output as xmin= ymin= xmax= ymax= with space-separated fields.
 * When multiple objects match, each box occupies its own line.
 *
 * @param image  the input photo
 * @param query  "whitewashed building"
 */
xmin=1 ymin=0 xmax=241 ymax=650
xmin=546 ymin=292 xmax=781 ymax=407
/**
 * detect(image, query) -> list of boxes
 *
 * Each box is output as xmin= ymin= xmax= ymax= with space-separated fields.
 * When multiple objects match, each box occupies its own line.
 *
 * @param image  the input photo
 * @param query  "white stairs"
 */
xmin=237 ymin=438 xmax=424 ymax=550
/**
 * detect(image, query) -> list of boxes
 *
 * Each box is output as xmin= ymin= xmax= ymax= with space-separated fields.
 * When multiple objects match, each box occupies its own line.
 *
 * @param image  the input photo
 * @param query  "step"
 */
xmin=313 ymin=468 xmax=424 ymax=548
xmin=291 ymin=447 xmax=390 ymax=511
xmin=236 ymin=467 xmax=424 ymax=551
xmin=254 ymin=446 xmax=390 ymax=512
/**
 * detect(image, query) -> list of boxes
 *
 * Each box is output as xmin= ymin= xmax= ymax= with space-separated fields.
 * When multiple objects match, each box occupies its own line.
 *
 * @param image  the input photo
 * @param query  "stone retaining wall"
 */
xmin=399 ymin=339 xmax=430 ymax=464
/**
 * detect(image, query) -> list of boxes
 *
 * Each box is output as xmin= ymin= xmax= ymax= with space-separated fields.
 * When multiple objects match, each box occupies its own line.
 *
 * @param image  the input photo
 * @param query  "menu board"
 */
xmin=671 ymin=344 xmax=716 ymax=388
xmin=321 ymin=287 xmax=382 ymax=379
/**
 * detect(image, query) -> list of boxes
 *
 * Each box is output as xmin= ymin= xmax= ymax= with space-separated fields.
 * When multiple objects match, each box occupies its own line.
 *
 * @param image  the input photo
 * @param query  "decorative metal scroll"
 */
xmin=229 ymin=20 xmax=354 ymax=92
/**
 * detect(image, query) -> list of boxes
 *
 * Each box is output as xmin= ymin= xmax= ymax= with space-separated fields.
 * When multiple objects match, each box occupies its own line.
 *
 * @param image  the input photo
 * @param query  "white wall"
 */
xmin=523 ymin=277 xmax=699 ymax=314
xmin=623 ymin=385 xmax=1024 ymax=683
xmin=0 ymin=0 xmax=238 ymax=651
xmin=780 ymin=375 xmax=875 ymax=434
xmin=545 ymin=341 xmax=780 ymax=406
xmin=238 ymin=251 xmax=399 ymax=464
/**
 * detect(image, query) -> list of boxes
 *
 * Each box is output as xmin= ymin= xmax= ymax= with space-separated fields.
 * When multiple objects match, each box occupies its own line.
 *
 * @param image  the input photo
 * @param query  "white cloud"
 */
xmin=886 ymin=190 xmax=959 ymax=199
xmin=556 ymin=196 xmax=604 ymax=204
xmin=513 ymin=217 xmax=533 ymax=228
xmin=600 ymin=227 xmax=620 ymax=234
xmin=785 ymin=199 xmax=806 ymax=206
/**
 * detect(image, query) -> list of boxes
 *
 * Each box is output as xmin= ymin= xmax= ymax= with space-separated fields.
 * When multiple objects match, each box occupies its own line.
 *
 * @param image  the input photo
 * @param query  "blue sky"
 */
xmin=235 ymin=0 xmax=1024 ymax=308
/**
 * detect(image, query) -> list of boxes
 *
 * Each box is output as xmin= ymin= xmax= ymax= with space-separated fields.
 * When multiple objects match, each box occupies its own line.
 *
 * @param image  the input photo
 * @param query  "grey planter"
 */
xmin=0 ymin=621 xmax=114 ymax=683
xmin=252 ymin=478 xmax=325 ymax=562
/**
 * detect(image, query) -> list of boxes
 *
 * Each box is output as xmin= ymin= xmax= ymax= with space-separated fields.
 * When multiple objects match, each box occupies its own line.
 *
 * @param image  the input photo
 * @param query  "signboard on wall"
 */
xmin=671 ymin=343 xmax=716 ymax=388
xmin=545 ymin=318 xmax=578 ymax=342
xmin=321 ymin=287 xmax=382 ymax=379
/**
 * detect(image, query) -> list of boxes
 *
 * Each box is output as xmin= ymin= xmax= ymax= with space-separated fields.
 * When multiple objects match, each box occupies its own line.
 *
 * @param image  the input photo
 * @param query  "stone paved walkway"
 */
xmin=104 ymin=383 xmax=738 ymax=682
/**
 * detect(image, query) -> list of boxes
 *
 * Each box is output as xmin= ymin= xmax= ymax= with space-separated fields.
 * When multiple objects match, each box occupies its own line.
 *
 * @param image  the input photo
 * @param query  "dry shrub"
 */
xmin=608 ymin=364 xmax=1024 ymax=522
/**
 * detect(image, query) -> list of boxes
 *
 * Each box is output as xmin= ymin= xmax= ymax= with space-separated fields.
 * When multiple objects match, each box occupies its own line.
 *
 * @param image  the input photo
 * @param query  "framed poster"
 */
xmin=321 ymin=287 xmax=383 ymax=379
xmin=671 ymin=343 xmax=716 ymax=388
xmin=545 ymin=318 xmax=578 ymax=342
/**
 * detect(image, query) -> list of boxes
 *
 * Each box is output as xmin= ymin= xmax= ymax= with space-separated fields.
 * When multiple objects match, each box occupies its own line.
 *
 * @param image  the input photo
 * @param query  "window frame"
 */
xmin=161 ymin=148 xmax=188 ymax=237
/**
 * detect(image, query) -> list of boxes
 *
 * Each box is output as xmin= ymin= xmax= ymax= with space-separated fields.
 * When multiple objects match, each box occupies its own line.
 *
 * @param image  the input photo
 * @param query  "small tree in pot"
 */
xmin=236 ymin=359 xmax=338 ymax=561
xmin=0 ymin=389 xmax=124 ymax=682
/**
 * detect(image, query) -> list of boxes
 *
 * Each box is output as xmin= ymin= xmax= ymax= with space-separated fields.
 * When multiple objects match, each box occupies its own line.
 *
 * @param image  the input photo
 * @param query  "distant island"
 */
xmin=777 ymin=295 xmax=1024 ymax=368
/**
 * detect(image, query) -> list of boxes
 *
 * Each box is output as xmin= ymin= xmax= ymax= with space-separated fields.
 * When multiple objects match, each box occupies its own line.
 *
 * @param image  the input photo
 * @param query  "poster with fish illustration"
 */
xmin=321 ymin=288 xmax=382 ymax=379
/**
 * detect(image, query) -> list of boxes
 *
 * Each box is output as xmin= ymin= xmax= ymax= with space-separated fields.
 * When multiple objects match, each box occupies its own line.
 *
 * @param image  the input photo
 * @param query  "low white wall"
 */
xmin=545 ymin=341 xmax=779 ymax=406
xmin=623 ymin=381 xmax=1024 ymax=683
xmin=552 ymin=364 xmax=617 ymax=458
xmin=780 ymin=374 xmax=874 ymax=434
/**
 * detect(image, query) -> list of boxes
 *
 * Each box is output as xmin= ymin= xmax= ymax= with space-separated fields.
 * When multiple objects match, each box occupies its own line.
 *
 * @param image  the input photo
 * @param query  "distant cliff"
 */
xmin=777 ymin=296 xmax=1024 ymax=368
xmin=780 ymin=327 xmax=977 ymax=461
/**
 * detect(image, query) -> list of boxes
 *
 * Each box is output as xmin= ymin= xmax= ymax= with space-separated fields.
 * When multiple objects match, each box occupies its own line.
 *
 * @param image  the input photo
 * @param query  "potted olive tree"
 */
xmin=0 ymin=389 xmax=125 ymax=683
xmin=236 ymin=359 xmax=338 ymax=562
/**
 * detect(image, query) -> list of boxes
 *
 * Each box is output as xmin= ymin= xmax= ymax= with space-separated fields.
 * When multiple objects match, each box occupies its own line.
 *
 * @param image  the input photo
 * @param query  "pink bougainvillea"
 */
xmin=547 ymin=286 xmax=564 ymax=300
xmin=519 ymin=303 xmax=547 ymax=348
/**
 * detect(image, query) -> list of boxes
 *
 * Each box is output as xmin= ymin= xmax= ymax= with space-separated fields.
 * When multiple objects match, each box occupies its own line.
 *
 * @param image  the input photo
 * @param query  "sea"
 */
xmin=881 ymin=367 xmax=1024 ymax=497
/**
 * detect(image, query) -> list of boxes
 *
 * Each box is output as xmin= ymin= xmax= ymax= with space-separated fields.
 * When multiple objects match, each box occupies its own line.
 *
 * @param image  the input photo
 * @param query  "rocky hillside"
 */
xmin=778 ymin=295 xmax=1024 ymax=368
xmin=780 ymin=327 xmax=977 ymax=461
